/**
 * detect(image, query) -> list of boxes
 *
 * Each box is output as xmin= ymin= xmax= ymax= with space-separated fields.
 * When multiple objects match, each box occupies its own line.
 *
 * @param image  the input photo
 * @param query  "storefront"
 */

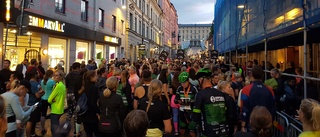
xmin=1 ymin=10 xmax=121 ymax=72
xmin=3 ymin=28 xmax=42 ymax=71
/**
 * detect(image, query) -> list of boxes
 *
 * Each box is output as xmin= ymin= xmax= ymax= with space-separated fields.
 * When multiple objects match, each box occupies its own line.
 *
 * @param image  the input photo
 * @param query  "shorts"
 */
xmin=29 ymin=107 xmax=41 ymax=123
xmin=179 ymin=111 xmax=196 ymax=132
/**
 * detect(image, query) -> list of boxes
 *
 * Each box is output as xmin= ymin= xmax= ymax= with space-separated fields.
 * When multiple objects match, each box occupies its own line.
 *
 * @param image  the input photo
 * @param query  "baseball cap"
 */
xmin=19 ymin=80 xmax=31 ymax=92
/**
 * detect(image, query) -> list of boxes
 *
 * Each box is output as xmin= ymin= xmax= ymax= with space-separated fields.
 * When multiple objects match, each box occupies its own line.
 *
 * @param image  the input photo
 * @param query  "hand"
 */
xmin=97 ymin=114 xmax=100 ymax=121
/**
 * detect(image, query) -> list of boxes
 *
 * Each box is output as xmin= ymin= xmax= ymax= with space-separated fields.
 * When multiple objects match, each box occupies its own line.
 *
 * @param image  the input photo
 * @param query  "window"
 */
xmin=139 ymin=20 xmax=142 ymax=34
xmin=139 ymin=0 xmax=141 ymax=8
xmin=151 ymin=29 xmax=153 ymax=40
xmin=142 ymin=23 xmax=145 ymax=36
xmin=151 ymin=8 xmax=153 ymax=20
xmin=129 ymin=13 xmax=133 ymax=29
xmin=112 ymin=15 xmax=116 ymax=32
xmin=146 ymin=26 xmax=149 ymax=38
xmin=135 ymin=17 xmax=137 ymax=32
xmin=81 ymin=0 xmax=88 ymax=21
xmin=98 ymin=8 xmax=104 ymax=27
xmin=55 ymin=0 xmax=65 ymax=13
xmin=142 ymin=0 xmax=145 ymax=13
xmin=121 ymin=20 xmax=124 ymax=35
xmin=147 ymin=4 xmax=149 ymax=17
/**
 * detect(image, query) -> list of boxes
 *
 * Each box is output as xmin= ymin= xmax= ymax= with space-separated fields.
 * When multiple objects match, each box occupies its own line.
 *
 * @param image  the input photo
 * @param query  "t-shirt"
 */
xmin=299 ymin=131 xmax=320 ymax=137
xmin=28 ymin=81 xmax=40 ymax=106
xmin=138 ymin=98 xmax=171 ymax=130
xmin=41 ymin=78 xmax=56 ymax=100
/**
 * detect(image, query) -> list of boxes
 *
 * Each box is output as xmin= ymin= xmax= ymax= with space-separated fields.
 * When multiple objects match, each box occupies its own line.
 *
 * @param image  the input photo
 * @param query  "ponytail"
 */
xmin=103 ymin=88 xmax=112 ymax=98
xmin=43 ymin=70 xmax=54 ymax=85
xmin=257 ymin=128 xmax=271 ymax=137
xmin=146 ymin=97 xmax=153 ymax=113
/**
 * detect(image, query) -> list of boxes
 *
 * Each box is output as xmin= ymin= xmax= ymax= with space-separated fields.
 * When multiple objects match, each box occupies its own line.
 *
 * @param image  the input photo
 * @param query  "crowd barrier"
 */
xmin=273 ymin=111 xmax=303 ymax=137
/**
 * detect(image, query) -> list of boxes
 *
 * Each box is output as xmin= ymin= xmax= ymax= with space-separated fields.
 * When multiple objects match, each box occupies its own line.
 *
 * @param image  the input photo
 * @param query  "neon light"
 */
xmin=104 ymin=36 xmax=118 ymax=44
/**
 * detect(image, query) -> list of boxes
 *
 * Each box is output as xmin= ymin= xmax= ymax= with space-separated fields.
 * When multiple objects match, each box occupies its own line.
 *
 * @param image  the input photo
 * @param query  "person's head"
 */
xmin=142 ymin=70 xmax=152 ymax=82
xmin=181 ymin=66 xmax=187 ymax=72
xmin=3 ymin=60 xmax=11 ymax=69
xmin=129 ymin=66 xmax=136 ymax=75
xmin=270 ymin=69 xmax=280 ymax=79
xmin=98 ymin=68 xmax=107 ymax=76
xmin=103 ymin=76 xmax=118 ymax=97
xmin=234 ymin=72 xmax=242 ymax=82
xmin=22 ymin=59 xmax=29 ymax=65
xmin=146 ymin=79 xmax=163 ymax=112
xmin=0 ymin=96 xmax=7 ymax=135
xmin=113 ymin=68 xmax=122 ymax=77
xmin=276 ymin=63 xmax=280 ymax=69
xmin=217 ymin=81 xmax=232 ymax=94
xmin=101 ymin=58 xmax=106 ymax=64
xmin=31 ymin=59 xmax=37 ymax=66
xmin=121 ymin=70 xmax=129 ymax=80
xmin=72 ymin=62 xmax=81 ymax=71
xmin=53 ymin=70 xmax=65 ymax=82
xmin=188 ymin=68 xmax=197 ymax=80
xmin=251 ymin=66 xmax=264 ymax=80
xmin=295 ymin=67 xmax=302 ymax=75
xmin=38 ymin=61 xmax=42 ymax=66
xmin=289 ymin=61 xmax=295 ymax=68
xmin=12 ymin=80 xmax=31 ymax=97
xmin=212 ymin=73 xmax=219 ymax=85
xmin=124 ymin=110 xmax=148 ymax=137
xmin=84 ymin=70 xmax=98 ymax=83
xmin=179 ymin=72 xmax=190 ymax=89
xmin=250 ymin=106 xmax=272 ymax=137
xmin=298 ymin=98 xmax=320 ymax=131
xmin=195 ymin=68 xmax=213 ymax=89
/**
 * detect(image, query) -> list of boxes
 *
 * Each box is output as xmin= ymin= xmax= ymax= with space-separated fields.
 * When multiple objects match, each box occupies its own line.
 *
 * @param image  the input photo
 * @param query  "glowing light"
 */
xmin=238 ymin=5 xmax=245 ymax=9
xmin=286 ymin=8 xmax=302 ymax=20
xmin=5 ymin=0 xmax=11 ymax=21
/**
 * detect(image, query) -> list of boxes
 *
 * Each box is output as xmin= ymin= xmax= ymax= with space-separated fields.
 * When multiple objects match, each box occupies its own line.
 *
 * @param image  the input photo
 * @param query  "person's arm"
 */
xmin=133 ymin=87 xmax=142 ymax=109
xmin=48 ymin=83 xmax=59 ymax=104
xmin=192 ymin=92 xmax=202 ymax=123
xmin=174 ymin=87 xmax=181 ymax=104
xmin=163 ymin=84 xmax=170 ymax=105
xmin=11 ymin=95 xmax=34 ymax=121
xmin=240 ymin=87 xmax=250 ymax=131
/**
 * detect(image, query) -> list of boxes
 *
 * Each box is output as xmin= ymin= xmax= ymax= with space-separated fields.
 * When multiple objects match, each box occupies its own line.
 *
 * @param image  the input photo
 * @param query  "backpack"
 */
xmin=76 ymin=93 xmax=88 ymax=116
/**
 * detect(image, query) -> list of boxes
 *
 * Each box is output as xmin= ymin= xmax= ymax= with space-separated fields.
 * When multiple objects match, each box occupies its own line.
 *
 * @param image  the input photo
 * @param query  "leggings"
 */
xmin=172 ymin=107 xmax=179 ymax=123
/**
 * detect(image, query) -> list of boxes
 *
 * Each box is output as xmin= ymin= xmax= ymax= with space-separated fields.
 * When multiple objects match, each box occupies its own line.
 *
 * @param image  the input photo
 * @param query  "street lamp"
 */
xmin=238 ymin=5 xmax=245 ymax=9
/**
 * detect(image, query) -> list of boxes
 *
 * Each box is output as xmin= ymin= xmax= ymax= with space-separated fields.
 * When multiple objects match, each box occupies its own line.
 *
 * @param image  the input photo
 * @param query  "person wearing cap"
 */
xmin=1 ymin=80 xmax=36 ymax=137
xmin=192 ymin=68 xmax=236 ymax=137
xmin=174 ymin=72 xmax=198 ymax=137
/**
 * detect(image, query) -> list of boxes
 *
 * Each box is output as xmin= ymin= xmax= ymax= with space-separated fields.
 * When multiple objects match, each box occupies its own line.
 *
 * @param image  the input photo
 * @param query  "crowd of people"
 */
xmin=0 ymin=57 xmax=319 ymax=137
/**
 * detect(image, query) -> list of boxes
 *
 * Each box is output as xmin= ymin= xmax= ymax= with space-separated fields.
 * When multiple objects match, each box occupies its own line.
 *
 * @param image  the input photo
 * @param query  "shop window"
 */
xmin=135 ymin=17 xmax=137 ymax=32
xmin=76 ymin=41 xmax=89 ymax=63
xmin=112 ymin=15 xmax=116 ymax=32
xmin=55 ymin=0 xmax=65 ymax=13
xmin=81 ymin=0 xmax=88 ymax=21
xmin=99 ymin=8 xmax=104 ymax=27
xmin=48 ymin=37 xmax=66 ymax=69
xmin=109 ymin=46 xmax=116 ymax=60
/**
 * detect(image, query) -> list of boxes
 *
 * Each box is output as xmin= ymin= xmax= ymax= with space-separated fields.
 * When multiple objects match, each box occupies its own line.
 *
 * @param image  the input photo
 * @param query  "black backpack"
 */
xmin=76 ymin=93 xmax=88 ymax=116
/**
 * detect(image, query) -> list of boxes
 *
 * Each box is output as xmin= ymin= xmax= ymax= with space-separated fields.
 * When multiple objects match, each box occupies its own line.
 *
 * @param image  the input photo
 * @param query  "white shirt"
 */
xmin=22 ymin=65 xmax=27 ymax=78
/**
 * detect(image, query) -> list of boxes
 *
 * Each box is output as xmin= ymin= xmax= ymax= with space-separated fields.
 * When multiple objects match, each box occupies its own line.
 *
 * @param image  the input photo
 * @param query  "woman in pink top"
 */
xmin=129 ymin=66 xmax=140 ymax=93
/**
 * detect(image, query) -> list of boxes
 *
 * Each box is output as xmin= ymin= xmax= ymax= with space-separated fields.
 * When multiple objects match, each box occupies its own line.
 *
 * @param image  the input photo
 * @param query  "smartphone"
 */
xmin=34 ymin=102 xmax=39 ymax=106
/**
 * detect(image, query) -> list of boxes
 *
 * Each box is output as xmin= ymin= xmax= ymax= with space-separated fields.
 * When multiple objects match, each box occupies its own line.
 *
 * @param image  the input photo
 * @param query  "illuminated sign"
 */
xmin=104 ymin=36 xmax=119 ymax=44
xmin=28 ymin=15 xmax=65 ymax=32
xmin=5 ymin=0 xmax=10 ymax=21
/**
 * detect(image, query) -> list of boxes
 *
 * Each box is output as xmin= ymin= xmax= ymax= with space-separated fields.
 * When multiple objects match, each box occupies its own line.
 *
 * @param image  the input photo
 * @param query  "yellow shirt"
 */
xmin=299 ymin=130 xmax=320 ymax=137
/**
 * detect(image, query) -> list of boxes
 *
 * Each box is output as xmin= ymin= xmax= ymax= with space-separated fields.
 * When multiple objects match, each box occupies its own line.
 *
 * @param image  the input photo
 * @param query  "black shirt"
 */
xmin=138 ymin=98 xmax=171 ymax=130
xmin=0 ymin=69 xmax=13 ymax=93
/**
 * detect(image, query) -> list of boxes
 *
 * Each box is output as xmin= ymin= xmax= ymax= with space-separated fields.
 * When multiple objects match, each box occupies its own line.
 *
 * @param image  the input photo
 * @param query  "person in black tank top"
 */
xmin=133 ymin=70 xmax=152 ymax=109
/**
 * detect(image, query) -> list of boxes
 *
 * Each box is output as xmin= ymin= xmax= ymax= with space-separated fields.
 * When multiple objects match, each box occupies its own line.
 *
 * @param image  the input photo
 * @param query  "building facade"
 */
xmin=178 ymin=24 xmax=211 ymax=58
xmin=214 ymin=0 xmax=320 ymax=77
xmin=162 ymin=0 xmax=179 ymax=58
xmin=126 ymin=0 xmax=163 ymax=60
xmin=0 ymin=0 xmax=126 ymax=72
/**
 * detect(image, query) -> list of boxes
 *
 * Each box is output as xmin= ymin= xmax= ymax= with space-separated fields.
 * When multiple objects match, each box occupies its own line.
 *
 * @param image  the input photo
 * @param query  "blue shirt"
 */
xmin=28 ymin=80 xmax=40 ymax=106
xmin=41 ymin=78 xmax=56 ymax=100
